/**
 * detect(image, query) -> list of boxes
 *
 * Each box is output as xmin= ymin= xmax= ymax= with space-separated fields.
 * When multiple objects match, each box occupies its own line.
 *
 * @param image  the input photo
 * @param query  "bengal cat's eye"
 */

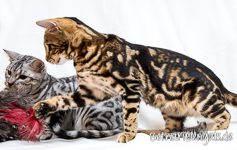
xmin=19 ymin=75 xmax=27 ymax=80
xmin=48 ymin=44 xmax=52 ymax=51
xmin=8 ymin=70 xmax=11 ymax=75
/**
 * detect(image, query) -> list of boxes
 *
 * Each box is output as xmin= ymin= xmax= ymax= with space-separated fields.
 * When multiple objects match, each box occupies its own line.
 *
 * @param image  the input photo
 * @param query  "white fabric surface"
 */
xmin=0 ymin=0 xmax=237 ymax=149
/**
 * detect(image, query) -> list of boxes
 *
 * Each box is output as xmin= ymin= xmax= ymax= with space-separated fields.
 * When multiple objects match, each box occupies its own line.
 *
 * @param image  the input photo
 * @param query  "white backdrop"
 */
xmin=1 ymin=0 xmax=237 ymax=149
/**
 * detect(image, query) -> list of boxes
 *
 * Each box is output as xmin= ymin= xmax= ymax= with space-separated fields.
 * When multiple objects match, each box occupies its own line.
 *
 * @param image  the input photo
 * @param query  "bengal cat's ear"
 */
xmin=29 ymin=59 xmax=45 ymax=73
xmin=36 ymin=19 xmax=61 ymax=33
xmin=3 ymin=49 xmax=21 ymax=62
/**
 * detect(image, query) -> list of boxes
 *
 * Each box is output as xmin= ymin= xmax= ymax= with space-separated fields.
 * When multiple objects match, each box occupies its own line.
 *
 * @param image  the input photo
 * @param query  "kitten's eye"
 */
xmin=19 ymin=75 xmax=27 ymax=80
xmin=8 ymin=70 xmax=11 ymax=75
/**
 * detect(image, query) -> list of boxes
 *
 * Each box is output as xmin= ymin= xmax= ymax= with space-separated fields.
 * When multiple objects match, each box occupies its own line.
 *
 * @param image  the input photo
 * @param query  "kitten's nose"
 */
xmin=8 ymin=82 xmax=14 ymax=88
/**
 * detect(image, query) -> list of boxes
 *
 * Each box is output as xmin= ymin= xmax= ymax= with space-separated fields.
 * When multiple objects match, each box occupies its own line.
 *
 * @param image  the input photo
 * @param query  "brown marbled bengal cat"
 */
xmin=34 ymin=17 xmax=236 ymax=143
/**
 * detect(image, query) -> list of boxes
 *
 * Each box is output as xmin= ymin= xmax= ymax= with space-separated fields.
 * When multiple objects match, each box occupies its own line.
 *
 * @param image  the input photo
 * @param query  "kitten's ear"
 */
xmin=3 ymin=49 xmax=21 ymax=62
xmin=36 ymin=19 xmax=61 ymax=32
xmin=29 ymin=59 xmax=45 ymax=73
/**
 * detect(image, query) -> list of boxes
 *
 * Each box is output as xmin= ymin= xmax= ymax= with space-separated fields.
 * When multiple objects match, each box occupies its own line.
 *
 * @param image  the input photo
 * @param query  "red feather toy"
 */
xmin=0 ymin=103 xmax=45 ymax=141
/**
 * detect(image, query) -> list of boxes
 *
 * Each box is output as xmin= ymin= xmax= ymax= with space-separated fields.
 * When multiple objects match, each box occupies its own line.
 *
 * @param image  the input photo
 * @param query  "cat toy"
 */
xmin=0 ymin=103 xmax=45 ymax=141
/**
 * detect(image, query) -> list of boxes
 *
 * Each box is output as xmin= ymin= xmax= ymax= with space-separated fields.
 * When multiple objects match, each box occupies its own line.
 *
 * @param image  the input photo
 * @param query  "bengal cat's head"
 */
xmin=3 ymin=50 xmax=46 ymax=95
xmin=36 ymin=17 xmax=102 ymax=65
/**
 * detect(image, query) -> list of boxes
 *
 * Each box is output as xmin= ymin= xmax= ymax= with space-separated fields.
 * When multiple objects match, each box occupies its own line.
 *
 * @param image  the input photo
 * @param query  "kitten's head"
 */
xmin=36 ymin=17 xmax=101 ymax=65
xmin=4 ymin=50 xmax=46 ymax=95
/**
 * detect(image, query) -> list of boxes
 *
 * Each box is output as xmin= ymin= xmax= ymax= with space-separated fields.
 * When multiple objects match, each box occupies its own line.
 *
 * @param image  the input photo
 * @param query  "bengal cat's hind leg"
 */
xmin=138 ymin=114 xmax=186 ymax=135
xmin=182 ymin=79 xmax=231 ymax=131
xmin=201 ymin=104 xmax=230 ymax=131
xmin=210 ymin=109 xmax=230 ymax=131
xmin=196 ymin=93 xmax=231 ymax=131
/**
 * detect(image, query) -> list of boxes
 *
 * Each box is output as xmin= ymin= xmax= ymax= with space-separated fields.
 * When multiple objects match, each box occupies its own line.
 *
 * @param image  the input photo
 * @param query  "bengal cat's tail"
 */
xmin=223 ymin=87 xmax=237 ymax=107
xmin=52 ymin=123 xmax=123 ymax=139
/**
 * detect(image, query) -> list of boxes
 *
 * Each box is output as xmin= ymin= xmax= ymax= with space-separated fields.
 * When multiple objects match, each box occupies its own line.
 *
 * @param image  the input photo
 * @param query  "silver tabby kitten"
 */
xmin=0 ymin=50 xmax=123 ymax=141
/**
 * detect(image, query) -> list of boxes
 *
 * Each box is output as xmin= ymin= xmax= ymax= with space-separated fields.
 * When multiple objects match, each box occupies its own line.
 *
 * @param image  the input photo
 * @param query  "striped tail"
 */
xmin=52 ymin=123 xmax=123 ymax=139
xmin=223 ymin=87 xmax=237 ymax=107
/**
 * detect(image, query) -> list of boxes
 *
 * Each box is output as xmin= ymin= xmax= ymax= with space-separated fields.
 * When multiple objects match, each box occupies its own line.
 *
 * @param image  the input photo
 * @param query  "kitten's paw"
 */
xmin=36 ymin=132 xmax=53 ymax=141
xmin=117 ymin=133 xmax=135 ymax=143
xmin=34 ymin=101 xmax=56 ymax=119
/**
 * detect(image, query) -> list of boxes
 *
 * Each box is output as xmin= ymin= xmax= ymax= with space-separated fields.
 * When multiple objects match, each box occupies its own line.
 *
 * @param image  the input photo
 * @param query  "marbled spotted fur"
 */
xmin=34 ymin=17 xmax=236 ymax=143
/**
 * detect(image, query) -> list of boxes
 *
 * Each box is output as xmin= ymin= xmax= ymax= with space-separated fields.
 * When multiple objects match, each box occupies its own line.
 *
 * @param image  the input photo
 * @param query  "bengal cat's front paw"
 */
xmin=34 ymin=101 xmax=57 ymax=119
xmin=117 ymin=133 xmax=135 ymax=143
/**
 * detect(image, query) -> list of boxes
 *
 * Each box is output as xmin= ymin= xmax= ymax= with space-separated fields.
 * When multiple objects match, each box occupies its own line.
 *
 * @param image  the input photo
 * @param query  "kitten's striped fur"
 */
xmin=0 ymin=50 xmax=123 ymax=142
xmin=34 ymin=17 xmax=236 ymax=143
